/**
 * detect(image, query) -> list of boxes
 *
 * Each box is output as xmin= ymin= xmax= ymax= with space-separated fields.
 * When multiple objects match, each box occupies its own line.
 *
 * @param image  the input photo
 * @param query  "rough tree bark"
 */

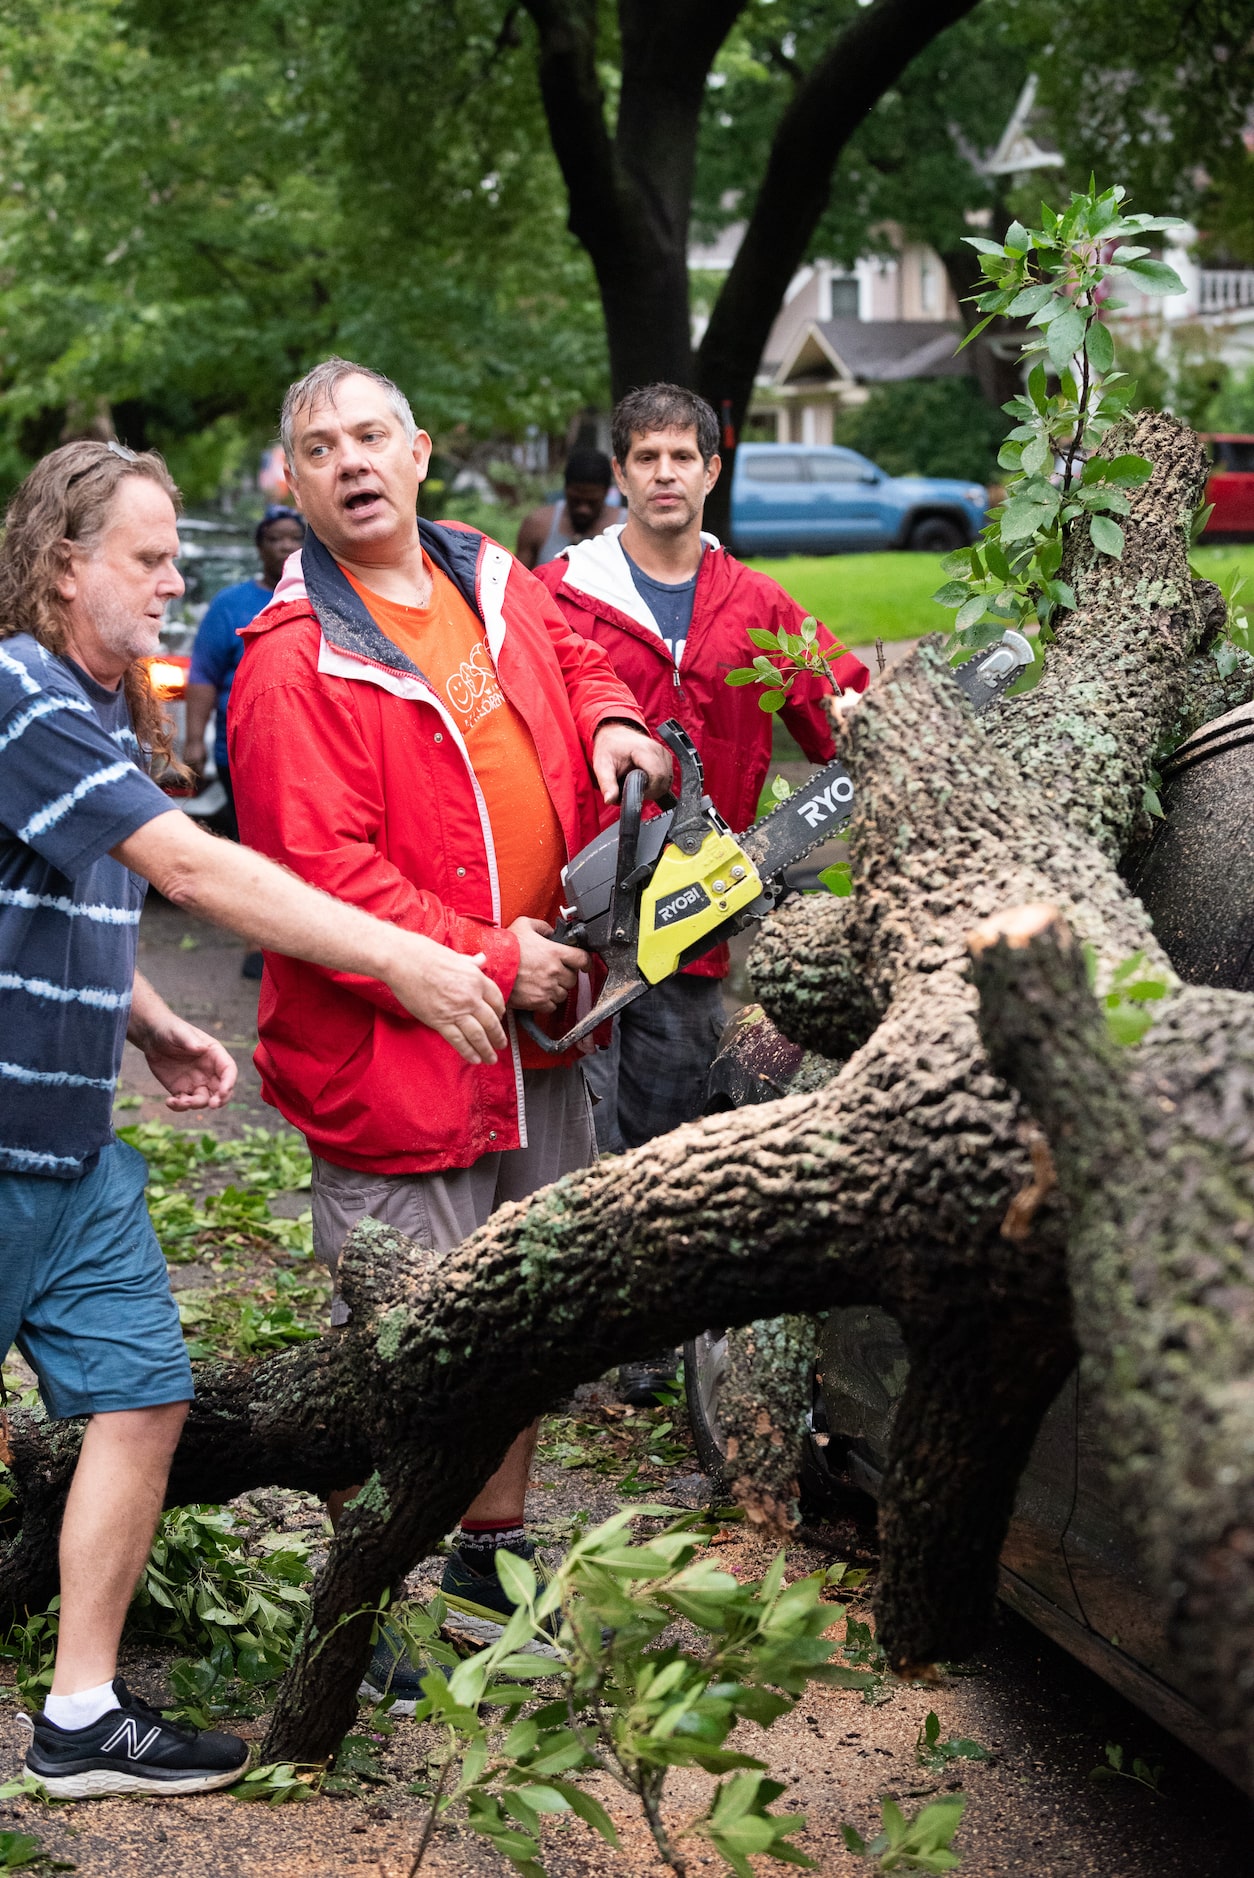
xmin=518 ymin=0 xmax=982 ymax=535
xmin=1 ymin=411 xmax=1250 ymax=1774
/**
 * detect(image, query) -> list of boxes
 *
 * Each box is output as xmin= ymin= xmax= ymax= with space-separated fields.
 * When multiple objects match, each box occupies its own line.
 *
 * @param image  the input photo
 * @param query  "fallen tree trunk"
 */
xmin=0 ymin=410 xmax=1250 ymax=1774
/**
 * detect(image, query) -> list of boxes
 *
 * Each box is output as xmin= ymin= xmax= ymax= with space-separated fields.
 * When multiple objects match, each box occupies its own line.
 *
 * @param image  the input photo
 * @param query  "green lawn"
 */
xmin=748 ymin=544 xmax=1254 ymax=646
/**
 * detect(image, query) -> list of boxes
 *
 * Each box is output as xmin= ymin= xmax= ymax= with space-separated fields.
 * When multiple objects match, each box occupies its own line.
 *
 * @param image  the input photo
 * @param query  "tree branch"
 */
xmin=696 ymin=0 xmax=981 ymax=430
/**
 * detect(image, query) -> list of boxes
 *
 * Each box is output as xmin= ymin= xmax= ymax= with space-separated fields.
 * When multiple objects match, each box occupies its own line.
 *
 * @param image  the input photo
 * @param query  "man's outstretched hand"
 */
xmin=386 ymin=934 xmax=509 ymax=1064
xmin=591 ymin=720 xmax=672 ymax=806
xmin=134 ymin=1012 xmax=238 ymax=1111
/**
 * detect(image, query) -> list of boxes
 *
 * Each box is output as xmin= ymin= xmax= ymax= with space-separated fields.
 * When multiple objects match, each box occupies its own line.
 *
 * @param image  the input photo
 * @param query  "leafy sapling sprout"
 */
xmin=933 ymin=181 xmax=1185 ymax=659
xmin=842 ymin=1794 xmax=967 ymax=1873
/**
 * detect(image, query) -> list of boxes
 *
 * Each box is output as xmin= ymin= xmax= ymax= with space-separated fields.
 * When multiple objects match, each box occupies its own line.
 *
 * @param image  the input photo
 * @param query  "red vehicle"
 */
xmin=1202 ymin=434 xmax=1254 ymax=539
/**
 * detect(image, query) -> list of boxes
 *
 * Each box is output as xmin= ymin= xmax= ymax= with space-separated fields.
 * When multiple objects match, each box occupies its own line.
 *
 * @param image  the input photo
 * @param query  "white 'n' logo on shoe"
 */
xmin=100 ymin=1718 xmax=162 ymax=1760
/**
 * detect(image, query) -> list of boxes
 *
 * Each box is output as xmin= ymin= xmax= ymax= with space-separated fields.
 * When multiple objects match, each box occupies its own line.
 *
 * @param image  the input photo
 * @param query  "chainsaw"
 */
xmin=518 ymin=630 xmax=1034 ymax=1055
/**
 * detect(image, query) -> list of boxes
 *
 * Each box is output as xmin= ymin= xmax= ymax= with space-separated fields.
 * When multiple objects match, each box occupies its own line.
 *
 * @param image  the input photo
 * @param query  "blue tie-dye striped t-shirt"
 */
xmin=0 ymin=633 xmax=173 ymax=1178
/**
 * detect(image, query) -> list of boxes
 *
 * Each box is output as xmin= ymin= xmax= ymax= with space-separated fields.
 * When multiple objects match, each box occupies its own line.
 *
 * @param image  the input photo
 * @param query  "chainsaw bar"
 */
xmin=516 ymin=630 xmax=1033 ymax=1056
xmin=740 ymin=630 xmax=1034 ymax=885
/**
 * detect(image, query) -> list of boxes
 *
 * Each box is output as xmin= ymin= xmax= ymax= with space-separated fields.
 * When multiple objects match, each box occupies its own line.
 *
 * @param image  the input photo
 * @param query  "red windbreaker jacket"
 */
xmin=227 ymin=521 xmax=649 ymax=1176
xmin=536 ymin=527 xmax=869 ymax=976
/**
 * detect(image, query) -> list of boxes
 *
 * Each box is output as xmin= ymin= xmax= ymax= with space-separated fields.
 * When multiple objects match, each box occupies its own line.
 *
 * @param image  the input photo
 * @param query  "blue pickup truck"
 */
xmin=730 ymin=443 xmax=988 ymax=557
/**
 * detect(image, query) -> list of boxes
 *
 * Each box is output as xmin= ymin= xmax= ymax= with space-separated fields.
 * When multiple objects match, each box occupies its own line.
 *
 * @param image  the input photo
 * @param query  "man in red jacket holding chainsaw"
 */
xmin=227 ymin=357 xmax=669 ymax=1701
xmin=537 ymin=385 xmax=869 ymax=1142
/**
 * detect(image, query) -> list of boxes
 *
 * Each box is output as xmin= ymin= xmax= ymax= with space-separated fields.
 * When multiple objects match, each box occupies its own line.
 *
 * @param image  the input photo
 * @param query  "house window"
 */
xmin=829 ymin=278 xmax=859 ymax=318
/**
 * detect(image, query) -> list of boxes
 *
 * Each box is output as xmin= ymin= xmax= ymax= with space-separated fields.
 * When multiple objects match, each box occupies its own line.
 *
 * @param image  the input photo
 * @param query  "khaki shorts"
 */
xmin=310 ymin=1066 xmax=596 ymax=1313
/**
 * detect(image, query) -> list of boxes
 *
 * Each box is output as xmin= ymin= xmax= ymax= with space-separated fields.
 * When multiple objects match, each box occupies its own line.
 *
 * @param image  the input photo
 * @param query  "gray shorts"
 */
xmin=310 ymin=1065 xmax=596 ymax=1287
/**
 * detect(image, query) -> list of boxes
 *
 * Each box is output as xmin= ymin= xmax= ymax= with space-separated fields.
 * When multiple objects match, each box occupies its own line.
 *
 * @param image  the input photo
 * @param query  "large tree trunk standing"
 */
xmin=520 ymin=0 xmax=982 ymax=537
xmin=2 ymin=414 xmax=1252 ymax=1774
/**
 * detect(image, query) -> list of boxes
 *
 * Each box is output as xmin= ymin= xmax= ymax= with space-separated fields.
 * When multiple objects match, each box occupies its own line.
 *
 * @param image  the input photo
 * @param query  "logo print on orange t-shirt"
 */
xmin=445 ymin=643 xmax=503 ymax=731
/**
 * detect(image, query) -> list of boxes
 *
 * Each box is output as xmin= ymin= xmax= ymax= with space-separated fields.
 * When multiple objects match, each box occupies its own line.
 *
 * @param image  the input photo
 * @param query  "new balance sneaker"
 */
xmin=440 ymin=1537 xmax=558 ymax=1635
xmin=22 ymin=1679 xmax=250 ymax=1799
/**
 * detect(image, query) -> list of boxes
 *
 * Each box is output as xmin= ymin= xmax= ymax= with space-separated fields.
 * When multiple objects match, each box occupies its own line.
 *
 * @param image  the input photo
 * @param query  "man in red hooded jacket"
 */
xmin=227 ymin=357 xmax=669 ymax=1699
xmin=537 ymin=386 xmax=869 ymax=1143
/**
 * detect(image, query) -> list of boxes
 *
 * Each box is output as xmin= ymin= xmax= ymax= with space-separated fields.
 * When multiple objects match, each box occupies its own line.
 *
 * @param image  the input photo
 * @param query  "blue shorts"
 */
xmin=0 ymin=1140 xmax=193 ymax=1420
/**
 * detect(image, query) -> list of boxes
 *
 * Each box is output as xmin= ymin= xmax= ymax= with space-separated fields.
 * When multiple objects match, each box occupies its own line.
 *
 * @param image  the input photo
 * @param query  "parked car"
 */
xmin=685 ymin=712 xmax=1254 ymax=1793
xmin=1200 ymin=435 xmax=1254 ymax=539
xmin=729 ymin=443 xmax=988 ymax=557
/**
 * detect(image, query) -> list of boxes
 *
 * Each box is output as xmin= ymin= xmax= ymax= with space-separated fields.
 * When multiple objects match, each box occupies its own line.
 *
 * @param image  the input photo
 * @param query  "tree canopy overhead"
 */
xmin=3 ymin=0 xmax=1254 ymax=500
xmin=0 ymin=0 xmax=607 ymax=494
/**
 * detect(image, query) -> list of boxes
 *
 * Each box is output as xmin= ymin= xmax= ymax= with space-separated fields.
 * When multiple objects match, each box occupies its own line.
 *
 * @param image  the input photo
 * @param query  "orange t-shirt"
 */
xmin=343 ymin=562 xmax=573 ymax=1072
xmin=341 ymin=561 xmax=566 ymax=939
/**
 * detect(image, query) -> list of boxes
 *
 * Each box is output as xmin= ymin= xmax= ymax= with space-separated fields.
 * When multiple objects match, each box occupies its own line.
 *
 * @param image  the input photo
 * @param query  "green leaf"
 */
xmin=817 ymin=863 xmax=852 ymax=899
xmin=725 ymin=668 xmax=761 ymax=687
xmin=545 ymin=1779 xmax=621 ymax=1846
xmin=1089 ymin=514 xmax=1124 ymax=558
xmin=954 ymin=596 xmax=987 ymax=634
xmin=1006 ymin=283 xmax=1052 ymax=316
xmin=1003 ymin=221 xmax=1030 ymax=253
xmin=759 ymin=689 xmax=787 ymax=714
xmin=493 ymin=1549 xmax=537 ymax=1611
xmin=1046 ymin=304 xmax=1087 ymax=370
xmin=931 ymin=581 xmax=971 ymax=608
xmin=1085 ymin=319 xmax=1115 ymax=373
xmin=1117 ymin=257 xmax=1185 ymax=296
xmin=1106 ymin=1004 xmax=1155 ymax=1047
xmin=1000 ymin=491 xmax=1057 ymax=544
xmin=746 ymin=628 xmax=780 ymax=651
xmin=1019 ymin=435 xmax=1050 ymax=477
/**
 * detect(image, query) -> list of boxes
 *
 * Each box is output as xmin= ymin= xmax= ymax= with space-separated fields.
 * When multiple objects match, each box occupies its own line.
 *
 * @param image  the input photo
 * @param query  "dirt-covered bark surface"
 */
xmin=0 ymin=899 xmax=1247 ymax=1876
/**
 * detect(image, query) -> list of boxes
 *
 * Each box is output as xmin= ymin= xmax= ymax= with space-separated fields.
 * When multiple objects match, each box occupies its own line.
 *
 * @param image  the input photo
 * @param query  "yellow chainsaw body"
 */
xmin=637 ymin=828 xmax=763 ymax=984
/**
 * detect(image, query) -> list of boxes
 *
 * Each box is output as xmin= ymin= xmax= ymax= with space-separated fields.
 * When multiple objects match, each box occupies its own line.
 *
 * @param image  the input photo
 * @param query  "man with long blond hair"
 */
xmin=0 ymin=438 xmax=509 ymax=1797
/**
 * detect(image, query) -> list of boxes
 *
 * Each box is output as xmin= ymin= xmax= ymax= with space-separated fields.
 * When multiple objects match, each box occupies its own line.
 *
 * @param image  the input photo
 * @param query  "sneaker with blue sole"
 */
xmin=20 ymin=1679 xmax=250 ymax=1799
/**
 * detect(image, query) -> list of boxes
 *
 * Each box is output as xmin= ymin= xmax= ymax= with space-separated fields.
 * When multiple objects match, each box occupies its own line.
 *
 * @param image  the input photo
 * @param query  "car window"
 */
xmin=1228 ymin=442 xmax=1254 ymax=473
xmin=740 ymin=455 xmax=807 ymax=482
xmin=806 ymin=454 xmax=865 ymax=483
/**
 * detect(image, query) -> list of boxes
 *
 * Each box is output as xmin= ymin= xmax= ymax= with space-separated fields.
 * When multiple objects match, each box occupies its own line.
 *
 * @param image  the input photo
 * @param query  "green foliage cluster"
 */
xmin=727 ymin=615 xmax=831 ymax=714
xmin=376 ymin=1510 xmax=894 ymax=1878
xmin=0 ymin=0 xmax=606 ymax=496
xmin=933 ymin=183 xmax=1184 ymax=660
xmin=1082 ymin=948 xmax=1169 ymax=1049
xmin=0 ymin=1831 xmax=72 ymax=1873
xmin=134 ymin=1506 xmax=313 ymax=1718
xmin=0 ymin=1505 xmax=315 ymax=1717
xmin=913 ymin=1711 xmax=990 ymax=1774
xmin=835 ymin=382 xmax=1005 ymax=489
xmin=115 ymin=1121 xmax=312 ymax=1260
xmin=1119 ymin=327 xmax=1232 ymax=436
xmin=1089 ymin=1739 xmax=1164 ymax=1794
xmin=693 ymin=3 xmax=1024 ymax=272
xmin=842 ymin=1796 xmax=966 ymax=1873
xmin=112 ymin=1120 xmax=328 ymax=1359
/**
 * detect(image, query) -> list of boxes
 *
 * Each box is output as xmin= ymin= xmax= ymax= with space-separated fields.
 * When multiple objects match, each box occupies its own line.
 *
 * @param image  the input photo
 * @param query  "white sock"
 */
xmin=44 ymin=1680 xmax=120 ymax=1731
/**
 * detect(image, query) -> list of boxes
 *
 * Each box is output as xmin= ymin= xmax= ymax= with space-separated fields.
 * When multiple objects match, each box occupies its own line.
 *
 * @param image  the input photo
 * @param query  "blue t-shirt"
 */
xmin=0 ymin=635 xmax=173 ymax=1178
xmin=624 ymin=550 xmax=701 ymax=666
xmin=188 ymin=579 xmax=273 ymax=772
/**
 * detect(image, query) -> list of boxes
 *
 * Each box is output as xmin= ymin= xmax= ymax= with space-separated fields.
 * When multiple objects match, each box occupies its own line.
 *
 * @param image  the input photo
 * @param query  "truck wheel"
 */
xmin=684 ymin=1331 xmax=729 ymax=1484
xmin=906 ymin=515 xmax=966 ymax=552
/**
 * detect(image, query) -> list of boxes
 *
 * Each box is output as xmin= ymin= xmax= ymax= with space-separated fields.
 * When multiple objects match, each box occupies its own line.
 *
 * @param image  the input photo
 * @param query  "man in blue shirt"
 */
xmin=0 ymin=440 xmax=508 ymax=1799
xmin=183 ymin=503 xmax=306 ymax=828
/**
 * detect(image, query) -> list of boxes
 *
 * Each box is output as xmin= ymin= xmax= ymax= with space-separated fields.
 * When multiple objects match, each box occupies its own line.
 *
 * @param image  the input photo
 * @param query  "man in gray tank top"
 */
xmin=516 ymin=448 xmax=617 ymax=567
